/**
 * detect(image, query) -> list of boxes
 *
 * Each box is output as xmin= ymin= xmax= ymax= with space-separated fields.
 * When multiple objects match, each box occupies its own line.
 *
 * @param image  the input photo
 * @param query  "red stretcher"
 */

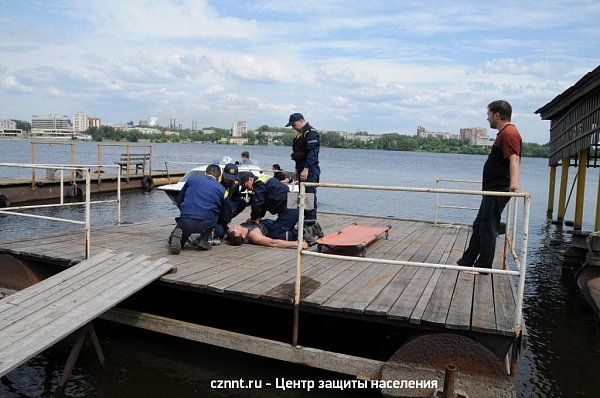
xmin=316 ymin=223 xmax=392 ymax=257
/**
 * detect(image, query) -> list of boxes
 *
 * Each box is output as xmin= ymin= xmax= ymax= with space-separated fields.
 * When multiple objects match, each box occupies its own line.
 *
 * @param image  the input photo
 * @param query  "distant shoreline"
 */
xmin=2 ymin=137 xmax=548 ymax=158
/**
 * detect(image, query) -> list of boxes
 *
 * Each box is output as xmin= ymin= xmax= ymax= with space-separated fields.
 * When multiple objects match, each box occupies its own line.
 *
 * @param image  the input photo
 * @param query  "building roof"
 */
xmin=535 ymin=65 xmax=600 ymax=119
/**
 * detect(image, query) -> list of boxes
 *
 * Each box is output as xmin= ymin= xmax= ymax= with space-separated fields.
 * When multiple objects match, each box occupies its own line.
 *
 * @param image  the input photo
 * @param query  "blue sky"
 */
xmin=0 ymin=0 xmax=599 ymax=143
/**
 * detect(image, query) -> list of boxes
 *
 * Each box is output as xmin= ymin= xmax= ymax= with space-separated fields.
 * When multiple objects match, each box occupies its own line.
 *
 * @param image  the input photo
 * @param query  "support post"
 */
xmin=434 ymin=178 xmax=440 ymax=225
xmin=547 ymin=165 xmax=556 ymax=219
xmin=116 ymin=166 xmax=121 ymax=224
xmin=97 ymin=144 xmax=102 ymax=184
xmin=85 ymin=169 xmax=91 ymax=259
xmin=596 ymin=168 xmax=600 ymax=232
xmin=557 ymin=157 xmax=569 ymax=223
xmin=56 ymin=323 xmax=105 ymax=395
xmin=574 ymin=149 xmax=588 ymax=231
xmin=292 ymin=182 xmax=306 ymax=347
xmin=70 ymin=143 xmax=75 ymax=183
xmin=31 ymin=142 xmax=36 ymax=191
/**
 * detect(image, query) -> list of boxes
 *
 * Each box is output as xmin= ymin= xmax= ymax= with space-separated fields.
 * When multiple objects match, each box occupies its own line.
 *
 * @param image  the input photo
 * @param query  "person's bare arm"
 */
xmin=249 ymin=230 xmax=308 ymax=249
xmin=509 ymin=154 xmax=520 ymax=192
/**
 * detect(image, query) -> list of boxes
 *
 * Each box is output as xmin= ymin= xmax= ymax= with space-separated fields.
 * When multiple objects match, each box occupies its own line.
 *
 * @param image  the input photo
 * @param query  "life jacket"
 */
xmin=291 ymin=127 xmax=317 ymax=161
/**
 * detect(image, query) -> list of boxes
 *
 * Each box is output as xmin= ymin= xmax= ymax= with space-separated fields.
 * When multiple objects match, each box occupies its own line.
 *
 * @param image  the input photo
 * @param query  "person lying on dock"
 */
xmin=238 ymin=172 xmax=324 ymax=242
xmin=225 ymin=221 xmax=312 ymax=249
xmin=169 ymin=164 xmax=232 ymax=255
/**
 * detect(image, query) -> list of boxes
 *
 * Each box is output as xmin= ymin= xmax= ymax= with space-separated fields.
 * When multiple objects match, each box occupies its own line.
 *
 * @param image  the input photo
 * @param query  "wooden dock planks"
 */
xmin=0 ymin=212 xmax=520 ymax=338
xmin=0 ymin=250 xmax=174 ymax=377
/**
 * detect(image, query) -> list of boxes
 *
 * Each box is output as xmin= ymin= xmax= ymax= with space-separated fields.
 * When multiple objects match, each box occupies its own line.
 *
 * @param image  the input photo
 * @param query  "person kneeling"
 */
xmin=169 ymin=164 xmax=230 ymax=255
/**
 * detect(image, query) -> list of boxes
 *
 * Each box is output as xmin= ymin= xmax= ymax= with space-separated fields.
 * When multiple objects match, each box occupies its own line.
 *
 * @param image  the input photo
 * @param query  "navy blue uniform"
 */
xmin=173 ymin=175 xmax=230 ymax=247
xmin=292 ymin=122 xmax=320 ymax=222
xmin=251 ymin=175 xmax=299 ymax=241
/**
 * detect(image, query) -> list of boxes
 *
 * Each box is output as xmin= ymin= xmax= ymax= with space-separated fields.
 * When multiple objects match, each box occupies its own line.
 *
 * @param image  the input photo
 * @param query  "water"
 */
xmin=1 ymin=140 xmax=600 ymax=397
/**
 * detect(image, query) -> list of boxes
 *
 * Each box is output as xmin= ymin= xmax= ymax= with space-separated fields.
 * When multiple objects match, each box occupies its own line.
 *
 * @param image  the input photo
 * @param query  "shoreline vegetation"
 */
xmin=9 ymin=123 xmax=549 ymax=158
xmin=89 ymin=125 xmax=549 ymax=158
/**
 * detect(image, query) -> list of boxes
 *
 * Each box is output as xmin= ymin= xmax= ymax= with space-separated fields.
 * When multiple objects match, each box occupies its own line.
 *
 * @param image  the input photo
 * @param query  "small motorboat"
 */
xmin=158 ymin=160 xmax=262 ymax=205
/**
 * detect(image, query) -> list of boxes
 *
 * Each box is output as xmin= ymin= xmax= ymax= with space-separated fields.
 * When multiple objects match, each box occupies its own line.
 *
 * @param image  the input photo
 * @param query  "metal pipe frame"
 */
xmin=302 ymin=182 xmax=528 ymax=197
xmin=292 ymin=182 xmax=306 ymax=347
xmin=0 ymin=163 xmax=123 ymax=258
xmin=293 ymin=181 xmax=531 ymax=343
xmin=434 ymin=177 xmax=483 ymax=225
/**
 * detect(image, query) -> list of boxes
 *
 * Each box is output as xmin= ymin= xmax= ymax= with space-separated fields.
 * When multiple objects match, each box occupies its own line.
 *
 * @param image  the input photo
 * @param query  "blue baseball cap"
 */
xmin=285 ymin=113 xmax=304 ymax=127
xmin=239 ymin=172 xmax=254 ymax=186
xmin=223 ymin=163 xmax=238 ymax=182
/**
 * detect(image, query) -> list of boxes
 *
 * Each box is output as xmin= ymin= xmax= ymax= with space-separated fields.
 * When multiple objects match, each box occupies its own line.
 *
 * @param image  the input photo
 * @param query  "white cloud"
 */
xmin=206 ymin=85 xmax=224 ymax=94
xmin=1 ymin=75 xmax=33 ymax=93
xmin=72 ymin=0 xmax=260 ymax=40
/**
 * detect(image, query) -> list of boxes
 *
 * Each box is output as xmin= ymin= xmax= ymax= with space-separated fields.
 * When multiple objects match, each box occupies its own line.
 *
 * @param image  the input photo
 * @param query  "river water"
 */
xmin=1 ymin=140 xmax=599 ymax=397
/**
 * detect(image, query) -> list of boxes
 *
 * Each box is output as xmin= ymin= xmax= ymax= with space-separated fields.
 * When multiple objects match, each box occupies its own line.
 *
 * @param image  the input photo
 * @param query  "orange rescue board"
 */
xmin=316 ymin=224 xmax=391 ymax=256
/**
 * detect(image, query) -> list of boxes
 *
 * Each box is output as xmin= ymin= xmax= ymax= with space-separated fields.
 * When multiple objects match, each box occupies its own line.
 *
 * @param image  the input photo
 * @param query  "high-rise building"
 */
xmin=88 ymin=117 xmax=101 ymax=129
xmin=31 ymin=114 xmax=73 ymax=138
xmin=416 ymin=126 xmax=427 ymax=138
xmin=139 ymin=120 xmax=149 ymax=126
xmin=73 ymin=112 xmax=88 ymax=132
xmin=460 ymin=127 xmax=488 ymax=144
xmin=232 ymin=121 xmax=247 ymax=137
xmin=0 ymin=120 xmax=17 ymax=130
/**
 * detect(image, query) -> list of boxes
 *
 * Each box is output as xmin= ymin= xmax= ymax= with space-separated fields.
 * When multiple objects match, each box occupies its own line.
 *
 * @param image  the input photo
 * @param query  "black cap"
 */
xmin=239 ymin=172 xmax=254 ymax=186
xmin=223 ymin=163 xmax=238 ymax=182
xmin=285 ymin=113 xmax=304 ymax=127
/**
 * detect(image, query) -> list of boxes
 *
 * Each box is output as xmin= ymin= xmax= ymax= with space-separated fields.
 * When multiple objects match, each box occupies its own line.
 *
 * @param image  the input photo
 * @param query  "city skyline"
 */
xmin=1 ymin=1 xmax=599 ymax=143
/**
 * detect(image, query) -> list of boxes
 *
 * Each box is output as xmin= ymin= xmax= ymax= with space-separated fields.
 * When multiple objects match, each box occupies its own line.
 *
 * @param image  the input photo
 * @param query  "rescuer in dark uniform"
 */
xmin=239 ymin=172 xmax=300 ymax=241
xmin=169 ymin=164 xmax=231 ymax=254
xmin=286 ymin=112 xmax=320 ymax=224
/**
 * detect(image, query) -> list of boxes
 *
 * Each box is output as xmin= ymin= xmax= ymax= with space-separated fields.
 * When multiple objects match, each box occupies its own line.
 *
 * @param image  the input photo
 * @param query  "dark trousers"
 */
xmin=170 ymin=217 xmax=216 ymax=247
xmin=300 ymin=168 xmax=319 ymax=223
xmin=459 ymin=195 xmax=510 ymax=268
xmin=268 ymin=208 xmax=300 ymax=241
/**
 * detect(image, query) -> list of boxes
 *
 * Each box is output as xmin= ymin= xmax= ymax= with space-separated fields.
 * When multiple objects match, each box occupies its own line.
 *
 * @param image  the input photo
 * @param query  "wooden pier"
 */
xmin=0 ymin=170 xmax=185 ymax=207
xmin=0 ymin=212 xmax=519 ymax=338
xmin=0 ymin=249 xmax=173 ymax=390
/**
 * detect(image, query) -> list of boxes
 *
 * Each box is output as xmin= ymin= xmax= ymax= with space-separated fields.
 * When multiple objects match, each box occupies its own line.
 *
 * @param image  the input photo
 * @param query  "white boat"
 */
xmin=158 ymin=161 xmax=262 ymax=206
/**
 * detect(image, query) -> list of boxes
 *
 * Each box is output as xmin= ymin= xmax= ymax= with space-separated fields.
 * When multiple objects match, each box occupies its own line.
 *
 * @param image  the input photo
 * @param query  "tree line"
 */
xmin=84 ymin=125 xmax=549 ymax=158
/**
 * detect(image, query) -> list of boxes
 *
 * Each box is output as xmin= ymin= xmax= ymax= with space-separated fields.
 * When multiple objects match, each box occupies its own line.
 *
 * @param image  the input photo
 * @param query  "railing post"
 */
xmin=31 ymin=142 xmax=36 ymax=191
xmin=434 ymin=178 xmax=440 ymax=225
xmin=60 ymin=169 xmax=64 ymax=205
xmin=512 ymin=198 xmax=519 ymax=245
xmin=116 ymin=165 xmax=121 ymax=224
xmin=85 ymin=168 xmax=91 ymax=259
xmin=503 ymin=198 xmax=512 ymax=269
xmin=126 ymin=145 xmax=131 ymax=183
xmin=165 ymin=161 xmax=171 ymax=184
xmin=292 ymin=182 xmax=306 ymax=347
xmin=513 ymin=195 xmax=530 ymax=335
xmin=70 ymin=143 xmax=75 ymax=183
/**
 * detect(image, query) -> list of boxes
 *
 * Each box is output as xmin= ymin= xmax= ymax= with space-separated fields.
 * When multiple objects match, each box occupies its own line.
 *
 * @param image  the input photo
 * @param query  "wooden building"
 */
xmin=536 ymin=65 xmax=600 ymax=232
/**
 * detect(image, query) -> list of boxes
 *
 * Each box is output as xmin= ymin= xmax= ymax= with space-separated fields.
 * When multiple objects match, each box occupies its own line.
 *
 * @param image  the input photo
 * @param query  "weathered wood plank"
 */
xmin=304 ymin=222 xmax=430 ymax=308
xmin=364 ymin=224 xmax=439 ymax=315
xmin=387 ymin=227 xmax=454 ymax=321
xmin=408 ymin=228 xmax=459 ymax=324
xmin=420 ymin=228 xmax=470 ymax=326
xmin=0 ymin=254 xmax=172 ymax=377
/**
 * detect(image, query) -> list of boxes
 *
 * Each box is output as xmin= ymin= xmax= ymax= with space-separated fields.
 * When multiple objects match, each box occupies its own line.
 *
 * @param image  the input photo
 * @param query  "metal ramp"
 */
xmin=0 ymin=249 xmax=174 ymax=390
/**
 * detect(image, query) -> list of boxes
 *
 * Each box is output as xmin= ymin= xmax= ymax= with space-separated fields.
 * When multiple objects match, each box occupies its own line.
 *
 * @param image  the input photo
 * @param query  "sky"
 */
xmin=0 ymin=0 xmax=599 ymax=143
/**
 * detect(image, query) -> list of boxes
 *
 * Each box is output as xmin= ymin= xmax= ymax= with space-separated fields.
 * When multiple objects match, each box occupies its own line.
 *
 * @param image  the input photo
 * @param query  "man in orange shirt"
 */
xmin=458 ymin=100 xmax=522 ymax=274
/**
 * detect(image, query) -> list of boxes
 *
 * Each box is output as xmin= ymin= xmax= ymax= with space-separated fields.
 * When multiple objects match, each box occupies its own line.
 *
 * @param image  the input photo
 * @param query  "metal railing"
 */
xmin=434 ymin=178 xmax=481 ymax=225
xmin=0 ymin=163 xmax=122 ymax=259
xmin=292 ymin=182 xmax=531 ymax=348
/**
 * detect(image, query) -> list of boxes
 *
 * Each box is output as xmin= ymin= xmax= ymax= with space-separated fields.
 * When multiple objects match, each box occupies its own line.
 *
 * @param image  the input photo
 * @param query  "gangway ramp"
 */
xmin=0 ymin=249 xmax=174 ymax=377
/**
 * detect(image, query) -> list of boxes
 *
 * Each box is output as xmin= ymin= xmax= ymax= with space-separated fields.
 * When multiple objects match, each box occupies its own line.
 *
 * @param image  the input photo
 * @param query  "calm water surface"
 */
xmin=1 ymin=140 xmax=600 ymax=397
